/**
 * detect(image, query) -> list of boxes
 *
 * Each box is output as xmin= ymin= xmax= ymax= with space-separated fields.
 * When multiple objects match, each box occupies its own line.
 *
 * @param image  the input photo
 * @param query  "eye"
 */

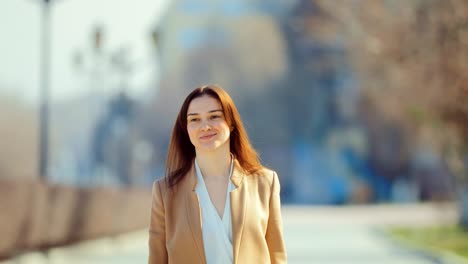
xmin=188 ymin=117 xmax=200 ymax=123
xmin=210 ymin=115 xmax=221 ymax=120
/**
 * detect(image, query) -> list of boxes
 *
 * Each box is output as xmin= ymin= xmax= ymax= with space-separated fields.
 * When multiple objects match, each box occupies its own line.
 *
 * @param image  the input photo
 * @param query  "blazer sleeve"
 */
xmin=265 ymin=171 xmax=287 ymax=264
xmin=148 ymin=180 xmax=168 ymax=264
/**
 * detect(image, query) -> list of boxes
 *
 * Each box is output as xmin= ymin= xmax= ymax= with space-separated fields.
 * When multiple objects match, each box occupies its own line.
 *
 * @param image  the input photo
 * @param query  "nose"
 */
xmin=200 ymin=119 xmax=211 ymax=131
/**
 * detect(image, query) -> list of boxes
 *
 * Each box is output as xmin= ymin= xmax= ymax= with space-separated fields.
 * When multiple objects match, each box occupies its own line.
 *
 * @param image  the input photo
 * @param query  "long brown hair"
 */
xmin=165 ymin=84 xmax=262 ymax=188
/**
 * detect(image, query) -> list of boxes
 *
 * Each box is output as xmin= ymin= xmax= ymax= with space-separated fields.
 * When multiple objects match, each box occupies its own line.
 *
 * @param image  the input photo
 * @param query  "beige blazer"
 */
xmin=148 ymin=160 xmax=287 ymax=264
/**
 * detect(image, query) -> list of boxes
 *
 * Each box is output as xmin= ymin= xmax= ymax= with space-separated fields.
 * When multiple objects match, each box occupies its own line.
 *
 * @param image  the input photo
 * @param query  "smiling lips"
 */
xmin=199 ymin=133 xmax=217 ymax=140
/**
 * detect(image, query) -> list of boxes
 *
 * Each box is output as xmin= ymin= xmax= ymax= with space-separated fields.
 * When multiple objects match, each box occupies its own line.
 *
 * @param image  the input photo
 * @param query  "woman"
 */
xmin=148 ymin=85 xmax=287 ymax=264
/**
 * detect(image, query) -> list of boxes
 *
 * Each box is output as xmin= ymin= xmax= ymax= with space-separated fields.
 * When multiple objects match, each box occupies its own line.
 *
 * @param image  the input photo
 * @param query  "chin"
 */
xmin=196 ymin=141 xmax=228 ymax=152
xmin=198 ymin=145 xmax=220 ymax=152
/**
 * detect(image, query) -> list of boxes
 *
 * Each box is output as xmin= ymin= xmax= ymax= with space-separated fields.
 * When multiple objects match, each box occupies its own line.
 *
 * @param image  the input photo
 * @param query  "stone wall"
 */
xmin=0 ymin=179 xmax=152 ymax=259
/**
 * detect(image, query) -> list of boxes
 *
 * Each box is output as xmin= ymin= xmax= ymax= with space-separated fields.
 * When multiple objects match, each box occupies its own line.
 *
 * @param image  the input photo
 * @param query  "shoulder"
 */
xmin=152 ymin=173 xmax=192 ymax=198
xmin=244 ymin=167 xmax=281 ymax=201
xmin=248 ymin=167 xmax=279 ymax=188
xmin=152 ymin=177 xmax=170 ymax=197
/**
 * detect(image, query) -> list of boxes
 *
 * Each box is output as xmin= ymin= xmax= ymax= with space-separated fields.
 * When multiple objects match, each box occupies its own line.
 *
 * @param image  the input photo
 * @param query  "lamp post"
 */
xmin=39 ymin=0 xmax=51 ymax=180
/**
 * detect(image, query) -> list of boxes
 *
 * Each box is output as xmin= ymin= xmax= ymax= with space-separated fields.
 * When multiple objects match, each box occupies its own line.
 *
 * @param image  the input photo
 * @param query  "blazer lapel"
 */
xmin=184 ymin=166 xmax=206 ymax=263
xmin=230 ymin=161 xmax=247 ymax=264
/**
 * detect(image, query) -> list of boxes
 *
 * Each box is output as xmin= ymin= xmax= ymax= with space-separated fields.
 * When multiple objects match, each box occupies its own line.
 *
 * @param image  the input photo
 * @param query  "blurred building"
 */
xmin=0 ymin=97 xmax=38 ymax=180
xmin=157 ymin=0 xmax=295 ymax=67
xmin=154 ymin=0 xmax=294 ymax=97
xmin=91 ymin=92 xmax=135 ymax=186
xmin=276 ymin=0 xmax=364 ymax=203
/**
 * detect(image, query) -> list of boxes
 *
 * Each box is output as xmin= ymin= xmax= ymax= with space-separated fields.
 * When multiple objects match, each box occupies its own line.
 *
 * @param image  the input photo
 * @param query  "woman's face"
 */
xmin=186 ymin=95 xmax=231 ymax=153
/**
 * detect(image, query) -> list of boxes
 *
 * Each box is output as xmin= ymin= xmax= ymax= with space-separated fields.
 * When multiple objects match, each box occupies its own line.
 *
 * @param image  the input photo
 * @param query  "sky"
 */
xmin=0 ymin=0 xmax=170 ymax=106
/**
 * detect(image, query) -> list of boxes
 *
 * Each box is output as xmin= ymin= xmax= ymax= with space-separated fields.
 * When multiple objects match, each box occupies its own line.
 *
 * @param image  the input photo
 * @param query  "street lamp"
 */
xmin=39 ymin=0 xmax=51 ymax=180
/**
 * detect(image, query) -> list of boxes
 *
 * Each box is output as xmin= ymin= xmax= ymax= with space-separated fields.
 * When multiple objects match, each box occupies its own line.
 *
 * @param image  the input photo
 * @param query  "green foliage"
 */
xmin=390 ymin=226 xmax=468 ymax=258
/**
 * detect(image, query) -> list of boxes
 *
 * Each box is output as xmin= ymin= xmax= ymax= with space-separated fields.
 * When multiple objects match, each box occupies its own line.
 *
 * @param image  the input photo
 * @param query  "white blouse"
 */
xmin=194 ymin=157 xmax=235 ymax=264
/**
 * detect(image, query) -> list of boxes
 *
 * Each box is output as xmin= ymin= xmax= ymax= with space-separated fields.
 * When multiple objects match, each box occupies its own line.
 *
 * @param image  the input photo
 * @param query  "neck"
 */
xmin=196 ymin=147 xmax=232 ymax=179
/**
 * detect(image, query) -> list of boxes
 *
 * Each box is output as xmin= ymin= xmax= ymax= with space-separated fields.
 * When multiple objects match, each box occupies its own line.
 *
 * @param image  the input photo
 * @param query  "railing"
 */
xmin=0 ymin=179 xmax=152 ymax=260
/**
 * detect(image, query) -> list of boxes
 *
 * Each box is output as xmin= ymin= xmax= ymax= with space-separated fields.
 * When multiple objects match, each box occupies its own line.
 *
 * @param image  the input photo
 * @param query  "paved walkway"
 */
xmin=3 ymin=203 xmax=465 ymax=264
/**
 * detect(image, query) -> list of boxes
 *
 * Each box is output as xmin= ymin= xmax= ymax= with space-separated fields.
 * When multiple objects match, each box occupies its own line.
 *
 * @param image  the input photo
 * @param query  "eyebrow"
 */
xmin=187 ymin=109 xmax=223 ymax=116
